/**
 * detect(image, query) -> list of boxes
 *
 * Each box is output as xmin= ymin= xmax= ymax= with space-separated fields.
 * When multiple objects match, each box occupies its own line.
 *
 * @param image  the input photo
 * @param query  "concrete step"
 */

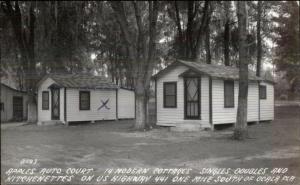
xmin=38 ymin=120 xmax=64 ymax=126
xmin=170 ymin=123 xmax=205 ymax=132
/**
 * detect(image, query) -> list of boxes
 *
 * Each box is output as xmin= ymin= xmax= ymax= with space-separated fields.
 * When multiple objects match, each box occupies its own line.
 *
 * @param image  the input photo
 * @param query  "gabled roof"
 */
xmin=153 ymin=60 xmax=274 ymax=83
xmin=38 ymin=74 xmax=119 ymax=89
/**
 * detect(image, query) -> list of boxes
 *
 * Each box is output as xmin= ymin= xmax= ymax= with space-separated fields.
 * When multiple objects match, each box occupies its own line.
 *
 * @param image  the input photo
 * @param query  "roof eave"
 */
xmin=70 ymin=86 xmax=119 ymax=90
xmin=0 ymin=83 xmax=28 ymax=93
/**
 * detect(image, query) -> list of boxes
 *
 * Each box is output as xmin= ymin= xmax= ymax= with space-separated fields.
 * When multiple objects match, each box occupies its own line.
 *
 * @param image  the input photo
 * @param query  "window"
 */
xmin=163 ymin=82 xmax=177 ymax=108
xmin=224 ymin=80 xmax=234 ymax=108
xmin=0 ymin=103 xmax=4 ymax=111
xmin=42 ymin=91 xmax=49 ymax=110
xmin=79 ymin=91 xmax=90 ymax=110
xmin=259 ymin=85 xmax=267 ymax=99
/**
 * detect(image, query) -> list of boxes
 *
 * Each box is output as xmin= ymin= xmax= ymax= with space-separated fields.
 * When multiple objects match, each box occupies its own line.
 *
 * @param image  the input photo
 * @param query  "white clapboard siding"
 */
xmin=212 ymin=80 xmax=259 ymax=124
xmin=60 ymin=88 xmax=65 ymax=122
xmin=156 ymin=65 xmax=210 ymax=126
xmin=212 ymin=79 xmax=239 ymax=124
xmin=156 ymin=65 xmax=187 ymax=125
xmin=260 ymin=82 xmax=274 ymax=121
xmin=0 ymin=85 xmax=28 ymax=122
xmin=247 ymin=82 xmax=259 ymax=122
xmin=117 ymin=88 xmax=135 ymax=119
xmin=66 ymin=89 xmax=117 ymax=122
xmin=201 ymin=76 xmax=210 ymax=125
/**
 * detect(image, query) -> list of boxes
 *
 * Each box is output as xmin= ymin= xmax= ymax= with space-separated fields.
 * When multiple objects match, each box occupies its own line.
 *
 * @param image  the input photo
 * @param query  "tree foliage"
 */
xmin=272 ymin=1 xmax=300 ymax=94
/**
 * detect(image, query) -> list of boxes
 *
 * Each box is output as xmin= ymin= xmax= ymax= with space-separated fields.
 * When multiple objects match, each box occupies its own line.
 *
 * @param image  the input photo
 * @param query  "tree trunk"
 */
xmin=186 ymin=1 xmax=195 ymax=59
xmin=27 ymin=3 xmax=37 ymax=123
xmin=143 ymin=0 xmax=158 ymax=128
xmin=110 ymin=1 xmax=159 ymax=130
xmin=194 ymin=0 xmax=210 ymax=60
xmin=134 ymin=78 xmax=147 ymax=130
xmin=205 ymin=20 xmax=211 ymax=64
xmin=174 ymin=1 xmax=184 ymax=58
xmin=298 ymin=1 xmax=300 ymax=61
xmin=133 ymin=1 xmax=146 ymax=60
xmin=234 ymin=1 xmax=249 ymax=140
xmin=224 ymin=1 xmax=230 ymax=66
xmin=256 ymin=1 xmax=262 ymax=77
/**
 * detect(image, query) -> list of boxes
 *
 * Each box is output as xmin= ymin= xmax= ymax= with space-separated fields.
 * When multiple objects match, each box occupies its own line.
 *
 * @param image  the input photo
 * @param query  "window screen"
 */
xmin=42 ymin=91 xmax=49 ymax=110
xmin=163 ymin=82 xmax=177 ymax=108
xmin=259 ymin=85 xmax=267 ymax=99
xmin=224 ymin=80 xmax=234 ymax=108
xmin=80 ymin=91 xmax=90 ymax=110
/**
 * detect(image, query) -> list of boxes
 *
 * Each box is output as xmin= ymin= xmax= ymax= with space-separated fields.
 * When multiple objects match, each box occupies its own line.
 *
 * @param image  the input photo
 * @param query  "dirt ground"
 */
xmin=1 ymin=106 xmax=300 ymax=185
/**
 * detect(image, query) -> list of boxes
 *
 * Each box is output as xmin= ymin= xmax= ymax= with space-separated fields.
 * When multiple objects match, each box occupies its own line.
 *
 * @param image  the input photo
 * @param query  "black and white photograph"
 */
xmin=1 ymin=1 xmax=300 ymax=185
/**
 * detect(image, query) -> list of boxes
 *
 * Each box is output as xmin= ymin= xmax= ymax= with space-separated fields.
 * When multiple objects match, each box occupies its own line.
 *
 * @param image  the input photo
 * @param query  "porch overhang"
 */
xmin=178 ymin=69 xmax=204 ymax=78
xmin=48 ymin=83 xmax=63 ymax=89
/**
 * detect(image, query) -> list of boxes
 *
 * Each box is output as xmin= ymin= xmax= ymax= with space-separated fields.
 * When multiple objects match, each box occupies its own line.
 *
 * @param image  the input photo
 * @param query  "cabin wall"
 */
xmin=66 ymin=89 xmax=117 ymax=122
xmin=0 ymin=85 xmax=28 ymax=122
xmin=212 ymin=80 xmax=259 ymax=124
xmin=117 ymin=88 xmax=135 ymax=119
xmin=259 ymin=82 xmax=274 ymax=121
xmin=156 ymin=65 xmax=210 ymax=126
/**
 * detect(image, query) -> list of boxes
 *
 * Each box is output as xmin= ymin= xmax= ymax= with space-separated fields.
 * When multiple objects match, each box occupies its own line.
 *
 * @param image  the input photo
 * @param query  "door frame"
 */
xmin=51 ymin=88 xmax=60 ymax=120
xmin=13 ymin=96 xmax=23 ymax=121
xmin=184 ymin=77 xmax=201 ymax=120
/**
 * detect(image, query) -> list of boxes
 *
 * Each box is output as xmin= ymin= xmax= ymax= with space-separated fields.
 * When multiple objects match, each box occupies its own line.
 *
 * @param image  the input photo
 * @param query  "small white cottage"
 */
xmin=152 ymin=60 xmax=274 ymax=130
xmin=37 ymin=74 xmax=135 ymax=125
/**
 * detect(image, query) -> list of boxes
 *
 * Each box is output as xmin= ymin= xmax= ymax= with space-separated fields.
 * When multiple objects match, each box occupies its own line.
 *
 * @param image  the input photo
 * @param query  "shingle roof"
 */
xmin=153 ymin=60 xmax=274 ymax=83
xmin=41 ymin=74 xmax=119 ymax=89
xmin=178 ymin=60 xmax=263 ymax=81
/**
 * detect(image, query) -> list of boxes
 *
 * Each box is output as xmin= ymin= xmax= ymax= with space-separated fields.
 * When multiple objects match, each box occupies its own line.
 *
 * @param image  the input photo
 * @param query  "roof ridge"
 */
xmin=178 ymin=59 xmax=263 ymax=75
xmin=179 ymin=59 xmax=238 ymax=70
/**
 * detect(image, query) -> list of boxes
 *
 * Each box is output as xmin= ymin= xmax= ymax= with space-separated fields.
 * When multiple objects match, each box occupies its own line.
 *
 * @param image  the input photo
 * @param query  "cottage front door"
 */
xmin=184 ymin=77 xmax=200 ymax=119
xmin=51 ymin=88 xmax=60 ymax=120
xmin=13 ymin=96 xmax=23 ymax=121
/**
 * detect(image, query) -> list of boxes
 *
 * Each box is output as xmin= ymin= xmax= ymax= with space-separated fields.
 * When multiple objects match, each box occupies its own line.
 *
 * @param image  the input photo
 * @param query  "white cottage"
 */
xmin=153 ymin=60 xmax=274 ymax=130
xmin=37 ymin=74 xmax=135 ymax=125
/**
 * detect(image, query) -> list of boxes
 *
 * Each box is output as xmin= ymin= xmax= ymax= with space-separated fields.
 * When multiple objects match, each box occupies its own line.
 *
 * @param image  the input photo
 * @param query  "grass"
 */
xmin=1 ymin=106 xmax=300 ymax=185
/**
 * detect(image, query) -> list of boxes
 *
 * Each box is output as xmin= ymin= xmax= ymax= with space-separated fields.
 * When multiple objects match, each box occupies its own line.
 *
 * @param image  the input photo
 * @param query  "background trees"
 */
xmin=1 ymin=1 xmax=299 ymax=128
xmin=272 ymin=1 xmax=300 ymax=98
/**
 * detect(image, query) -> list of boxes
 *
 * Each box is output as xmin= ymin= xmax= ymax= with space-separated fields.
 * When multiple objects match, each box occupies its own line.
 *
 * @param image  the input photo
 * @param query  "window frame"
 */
xmin=224 ymin=80 xmax=235 ymax=108
xmin=42 ymin=91 xmax=49 ymax=110
xmin=163 ymin=82 xmax=177 ymax=108
xmin=79 ymin=91 xmax=91 ymax=110
xmin=259 ymin=85 xmax=267 ymax=99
